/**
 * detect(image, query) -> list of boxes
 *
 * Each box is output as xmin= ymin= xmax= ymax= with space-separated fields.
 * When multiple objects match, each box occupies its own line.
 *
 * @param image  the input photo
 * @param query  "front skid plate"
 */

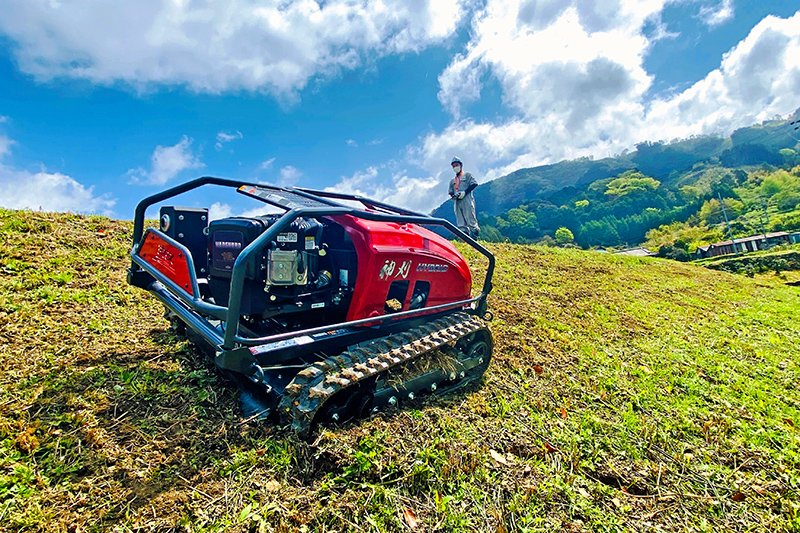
xmin=278 ymin=312 xmax=486 ymax=436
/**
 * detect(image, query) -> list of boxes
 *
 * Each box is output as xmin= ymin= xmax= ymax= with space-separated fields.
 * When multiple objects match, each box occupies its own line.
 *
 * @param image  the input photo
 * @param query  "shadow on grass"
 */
xmin=19 ymin=327 xmax=342 ymax=528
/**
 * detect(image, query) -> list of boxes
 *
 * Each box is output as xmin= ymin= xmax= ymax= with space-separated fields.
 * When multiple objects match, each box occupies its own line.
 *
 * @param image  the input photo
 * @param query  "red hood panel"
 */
xmin=331 ymin=215 xmax=471 ymax=321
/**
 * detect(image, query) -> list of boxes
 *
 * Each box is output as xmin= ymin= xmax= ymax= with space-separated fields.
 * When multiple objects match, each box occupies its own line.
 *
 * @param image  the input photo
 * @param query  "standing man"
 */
xmin=448 ymin=157 xmax=480 ymax=239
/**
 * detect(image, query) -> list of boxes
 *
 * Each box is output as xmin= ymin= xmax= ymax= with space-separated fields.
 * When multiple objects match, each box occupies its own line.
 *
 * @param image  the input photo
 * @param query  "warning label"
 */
xmin=277 ymin=232 xmax=298 ymax=243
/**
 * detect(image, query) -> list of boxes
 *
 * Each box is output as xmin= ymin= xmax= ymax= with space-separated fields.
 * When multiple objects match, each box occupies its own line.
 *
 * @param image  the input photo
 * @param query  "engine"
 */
xmin=208 ymin=214 xmax=358 ymax=322
xmin=160 ymin=208 xmax=357 ymax=327
xmin=158 ymin=204 xmax=472 ymax=332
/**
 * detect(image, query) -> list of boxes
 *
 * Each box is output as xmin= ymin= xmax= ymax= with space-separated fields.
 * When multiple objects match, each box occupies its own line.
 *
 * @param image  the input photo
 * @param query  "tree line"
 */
xmin=479 ymin=148 xmax=800 ymax=257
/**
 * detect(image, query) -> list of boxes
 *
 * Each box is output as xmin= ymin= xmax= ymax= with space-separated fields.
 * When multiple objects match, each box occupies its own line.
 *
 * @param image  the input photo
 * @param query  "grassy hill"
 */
xmin=1 ymin=209 xmax=799 ymax=532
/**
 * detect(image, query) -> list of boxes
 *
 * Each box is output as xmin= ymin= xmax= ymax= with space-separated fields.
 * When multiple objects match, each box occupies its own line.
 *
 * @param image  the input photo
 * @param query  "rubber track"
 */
xmin=278 ymin=311 xmax=484 ymax=435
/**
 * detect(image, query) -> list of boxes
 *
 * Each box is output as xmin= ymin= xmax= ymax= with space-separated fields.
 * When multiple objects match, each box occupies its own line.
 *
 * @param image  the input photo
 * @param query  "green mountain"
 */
xmin=433 ymin=157 xmax=637 ymax=220
xmin=434 ymin=111 xmax=800 ymax=251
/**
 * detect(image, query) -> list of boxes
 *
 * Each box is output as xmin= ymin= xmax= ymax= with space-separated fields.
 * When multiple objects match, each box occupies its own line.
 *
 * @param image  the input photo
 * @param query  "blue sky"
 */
xmin=0 ymin=0 xmax=798 ymax=219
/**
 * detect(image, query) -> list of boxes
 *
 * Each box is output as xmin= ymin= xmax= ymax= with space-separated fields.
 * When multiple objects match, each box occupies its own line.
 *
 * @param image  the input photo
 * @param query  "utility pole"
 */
xmin=758 ymin=212 xmax=768 ymax=250
xmin=718 ymin=193 xmax=738 ymax=255
xmin=758 ymin=196 xmax=770 ymax=251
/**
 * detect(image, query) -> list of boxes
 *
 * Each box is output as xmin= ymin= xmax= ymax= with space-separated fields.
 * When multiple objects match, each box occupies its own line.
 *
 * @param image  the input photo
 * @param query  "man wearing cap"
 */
xmin=448 ymin=157 xmax=480 ymax=239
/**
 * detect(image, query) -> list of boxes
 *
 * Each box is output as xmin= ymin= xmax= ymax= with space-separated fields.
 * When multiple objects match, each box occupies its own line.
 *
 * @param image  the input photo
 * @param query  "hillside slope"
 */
xmin=1 ymin=209 xmax=799 ymax=532
xmin=431 ymin=111 xmax=799 ymax=223
xmin=431 ymin=157 xmax=636 ymax=221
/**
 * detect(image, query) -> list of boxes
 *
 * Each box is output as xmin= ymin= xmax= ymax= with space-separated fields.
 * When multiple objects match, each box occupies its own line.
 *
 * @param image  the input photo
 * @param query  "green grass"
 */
xmin=0 ymin=208 xmax=799 ymax=532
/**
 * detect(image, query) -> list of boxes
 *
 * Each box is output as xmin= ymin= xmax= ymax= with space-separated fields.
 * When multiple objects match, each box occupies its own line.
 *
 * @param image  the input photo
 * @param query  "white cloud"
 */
xmin=437 ymin=50 xmax=486 ymax=118
xmin=278 ymin=165 xmax=302 ymax=187
xmin=345 ymin=139 xmax=358 ymax=147
xmin=645 ymin=11 xmax=800 ymax=139
xmin=215 ymin=130 xmax=242 ymax=151
xmin=208 ymin=201 xmax=233 ymax=221
xmin=0 ymin=0 xmax=465 ymax=96
xmin=323 ymin=165 xmax=441 ymax=213
xmin=0 ymin=165 xmax=116 ymax=215
xmin=217 ymin=131 xmax=243 ymax=143
xmin=0 ymin=127 xmax=115 ymax=214
xmin=208 ymin=201 xmax=280 ymax=220
xmin=648 ymin=19 xmax=680 ymax=42
xmin=438 ymin=1 xmax=657 ymax=125
xmin=127 ymin=136 xmax=203 ymax=186
xmin=417 ymin=119 xmax=557 ymax=183
xmin=325 ymin=166 xmax=380 ymax=196
xmin=697 ymin=0 xmax=734 ymax=28
xmin=0 ymin=134 xmax=13 ymax=158
xmin=258 ymin=157 xmax=276 ymax=170
xmin=379 ymin=175 xmax=442 ymax=214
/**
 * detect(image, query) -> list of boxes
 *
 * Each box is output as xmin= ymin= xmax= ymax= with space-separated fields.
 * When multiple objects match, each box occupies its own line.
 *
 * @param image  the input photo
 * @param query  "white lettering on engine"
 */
xmin=397 ymin=260 xmax=411 ymax=279
xmin=379 ymin=260 xmax=396 ymax=280
xmin=215 ymin=241 xmax=242 ymax=249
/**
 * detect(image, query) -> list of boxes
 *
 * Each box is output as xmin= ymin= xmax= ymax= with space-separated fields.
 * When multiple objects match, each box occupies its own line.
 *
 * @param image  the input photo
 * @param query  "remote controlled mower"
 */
xmin=128 ymin=176 xmax=495 ymax=435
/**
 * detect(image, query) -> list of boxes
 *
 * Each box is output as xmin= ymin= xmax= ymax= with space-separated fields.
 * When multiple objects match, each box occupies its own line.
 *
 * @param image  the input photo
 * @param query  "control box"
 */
xmin=159 ymin=206 xmax=209 ymax=276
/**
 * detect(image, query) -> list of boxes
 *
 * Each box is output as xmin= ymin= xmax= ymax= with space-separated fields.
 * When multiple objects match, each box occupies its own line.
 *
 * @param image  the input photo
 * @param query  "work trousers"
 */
xmin=454 ymin=195 xmax=479 ymax=237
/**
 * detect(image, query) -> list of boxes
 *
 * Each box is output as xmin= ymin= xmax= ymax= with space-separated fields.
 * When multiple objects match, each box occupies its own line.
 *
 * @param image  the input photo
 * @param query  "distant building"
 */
xmin=695 ymin=232 xmax=791 ymax=259
xmin=791 ymin=232 xmax=800 ymax=244
xmin=612 ymin=247 xmax=657 ymax=257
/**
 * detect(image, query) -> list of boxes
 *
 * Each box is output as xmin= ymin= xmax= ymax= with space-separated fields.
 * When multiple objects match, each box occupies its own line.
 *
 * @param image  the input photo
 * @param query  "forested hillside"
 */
xmin=433 ymin=111 xmax=800 ymax=253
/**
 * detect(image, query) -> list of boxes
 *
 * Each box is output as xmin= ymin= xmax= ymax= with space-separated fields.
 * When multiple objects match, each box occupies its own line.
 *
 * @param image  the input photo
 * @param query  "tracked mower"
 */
xmin=128 ymin=177 xmax=495 ymax=435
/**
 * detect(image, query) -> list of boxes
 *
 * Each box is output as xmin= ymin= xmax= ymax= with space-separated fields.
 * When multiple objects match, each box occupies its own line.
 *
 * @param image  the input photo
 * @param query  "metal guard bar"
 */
xmin=130 ymin=235 xmax=229 ymax=321
xmin=147 ymin=281 xmax=224 ymax=348
xmin=130 ymin=176 xmax=495 ymax=351
xmin=132 ymin=176 xmax=269 ymax=245
xmin=233 ymin=294 xmax=486 ymax=346
xmin=133 ymin=229 xmax=201 ymax=298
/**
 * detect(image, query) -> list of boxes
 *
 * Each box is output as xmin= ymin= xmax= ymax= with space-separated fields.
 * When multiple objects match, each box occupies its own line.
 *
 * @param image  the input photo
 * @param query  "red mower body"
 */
xmin=333 ymin=215 xmax=472 ymax=321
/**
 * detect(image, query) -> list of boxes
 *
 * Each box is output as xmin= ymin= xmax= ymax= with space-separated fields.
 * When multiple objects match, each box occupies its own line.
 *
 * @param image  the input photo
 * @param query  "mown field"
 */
xmin=0 ymin=208 xmax=799 ymax=532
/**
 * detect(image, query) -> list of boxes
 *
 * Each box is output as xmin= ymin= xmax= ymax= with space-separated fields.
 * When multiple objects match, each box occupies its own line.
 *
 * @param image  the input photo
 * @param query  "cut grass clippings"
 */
xmin=0 ymin=208 xmax=799 ymax=532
